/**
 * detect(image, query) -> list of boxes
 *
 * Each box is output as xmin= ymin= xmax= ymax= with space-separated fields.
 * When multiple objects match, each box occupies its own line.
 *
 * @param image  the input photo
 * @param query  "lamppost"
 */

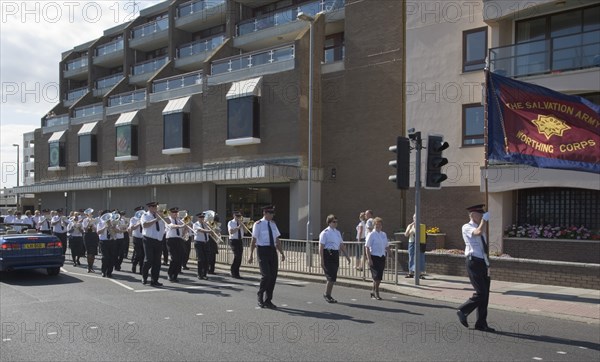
xmin=297 ymin=11 xmax=315 ymax=266
xmin=12 ymin=143 xmax=19 ymax=211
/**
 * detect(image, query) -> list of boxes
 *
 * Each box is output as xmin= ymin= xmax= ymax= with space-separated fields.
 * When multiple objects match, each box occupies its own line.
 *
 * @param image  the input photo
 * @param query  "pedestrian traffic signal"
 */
xmin=425 ymin=135 xmax=449 ymax=189
xmin=389 ymin=136 xmax=410 ymax=190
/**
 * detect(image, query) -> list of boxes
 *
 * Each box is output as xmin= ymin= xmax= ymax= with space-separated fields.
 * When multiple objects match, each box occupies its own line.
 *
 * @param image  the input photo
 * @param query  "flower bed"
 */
xmin=505 ymin=224 xmax=598 ymax=240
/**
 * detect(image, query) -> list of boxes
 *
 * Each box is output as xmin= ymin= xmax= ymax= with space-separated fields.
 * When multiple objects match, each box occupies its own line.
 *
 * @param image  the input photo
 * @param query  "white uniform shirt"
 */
xmin=319 ymin=226 xmax=343 ymax=250
xmin=4 ymin=215 xmax=16 ymax=224
xmin=97 ymin=219 xmax=111 ymax=241
xmin=115 ymin=219 xmax=126 ymax=239
xmin=38 ymin=215 xmax=52 ymax=231
xmin=22 ymin=216 xmax=34 ymax=227
xmin=356 ymin=220 xmax=365 ymax=240
xmin=366 ymin=230 xmax=388 ymax=257
xmin=252 ymin=218 xmax=281 ymax=246
xmin=228 ymin=218 xmax=245 ymax=240
xmin=462 ymin=221 xmax=487 ymax=260
xmin=365 ymin=218 xmax=374 ymax=240
xmin=165 ymin=216 xmax=183 ymax=239
xmin=129 ymin=216 xmax=143 ymax=238
xmin=51 ymin=215 xmax=66 ymax=233
xmin=193 ymin=221 xmax=210 ymax=242
xmin=141 ymin=211 xmax=165 ymax=240
xmin=68 ymin=218 xmax=84 ymax=237
xmin=82 ymin=218 xmax=96 ymax=232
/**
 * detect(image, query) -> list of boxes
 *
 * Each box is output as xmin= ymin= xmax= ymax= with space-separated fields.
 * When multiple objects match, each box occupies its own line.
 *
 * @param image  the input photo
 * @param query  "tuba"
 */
xmin=134 ymin=210 xmax=145 ymax=219
xmin=202 ymin=210 xmax=222 ymax=243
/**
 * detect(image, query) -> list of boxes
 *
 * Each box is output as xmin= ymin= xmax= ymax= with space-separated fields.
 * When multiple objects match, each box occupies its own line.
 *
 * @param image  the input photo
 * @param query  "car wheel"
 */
xmin=47 ymin=267 xmax=60 ymax=276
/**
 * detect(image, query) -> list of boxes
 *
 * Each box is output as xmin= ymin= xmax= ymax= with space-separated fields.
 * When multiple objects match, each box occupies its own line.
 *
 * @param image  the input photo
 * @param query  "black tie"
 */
xmin=61 ymin=223 xmax=64 ymax=231
xmin=481 ymin=234 xmax=489 ymax=256
xmin=46 ymin=220 xmax=50 ymax=229
xmin=175 ymin=219 xmax=180 ymax=236
xmin=237 ymin=221 xmax=241 ymax=240
xmin=154 ymin=214 xmax=159 ymax=231
xmin=267 ymin=222 xmax=275 ymax=247
xmin=107 ymin=227 xmax=111 ymax=240
xmin=139 ymin=224 xmax=142 ymax=233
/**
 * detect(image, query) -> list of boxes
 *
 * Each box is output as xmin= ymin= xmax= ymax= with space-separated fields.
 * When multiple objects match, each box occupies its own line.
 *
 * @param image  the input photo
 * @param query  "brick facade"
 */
xmin=503 ymin=238 xmax=600 ymax=264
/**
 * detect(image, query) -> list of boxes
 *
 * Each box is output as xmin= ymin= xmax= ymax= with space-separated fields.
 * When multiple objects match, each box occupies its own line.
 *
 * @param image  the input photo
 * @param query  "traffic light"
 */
xmin=389 ymin=136 xmax=410 ymax=190
xmin=425 ymin=135 xmax=449 ymax=189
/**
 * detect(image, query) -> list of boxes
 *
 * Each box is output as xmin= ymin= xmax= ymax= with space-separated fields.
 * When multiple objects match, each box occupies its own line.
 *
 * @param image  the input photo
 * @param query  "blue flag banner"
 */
xmin=487 ymin=72 xmax=600 ymax=174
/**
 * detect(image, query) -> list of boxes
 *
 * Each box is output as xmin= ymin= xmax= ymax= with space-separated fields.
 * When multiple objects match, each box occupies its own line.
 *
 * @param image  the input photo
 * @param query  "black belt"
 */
xmin=468 ymin=255 xmax=485 ymax=262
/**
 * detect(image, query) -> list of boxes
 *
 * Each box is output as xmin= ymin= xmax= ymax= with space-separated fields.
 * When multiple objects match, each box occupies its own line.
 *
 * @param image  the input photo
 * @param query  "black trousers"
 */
xmin=230 ymin=239 xmax=243 ymax=277
xmin=195 ymin=242 xmax=209 ymax=278
xmin=207 ymin=239 xmax=217 ymax=273
xmin=162 ymin=237 xmax=169 ymax=264
xmin=131 ymin=236 xmax=144 ymax=269
xmin=100 ymin=239 xmax=118 ymax=276
xmin=458 ymin=257 xmax=491 ymax=328
xmin=54 ymin=232 xmax=67 ymax=255
xmin=167 ymin=237 xmax=184 ymax=278
xmin=182 ymin=237 xmax=192 ymax=267
xmin=142 ymin=237 xmax=163 ymax=282
xmin=115 ymin=236 xmax=129 ymax=269
xmin=257 ymin=246 xmax=278 ymax=303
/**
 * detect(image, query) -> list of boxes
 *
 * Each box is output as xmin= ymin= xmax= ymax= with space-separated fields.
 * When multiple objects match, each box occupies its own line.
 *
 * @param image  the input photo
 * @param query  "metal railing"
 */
xmin=177 ymin=35 xmax=225 ymax=58
xmin=489 ymin=29 xmax=600 ymax=78
xmin=132 ymin=17 xmax=169 ymax=39
xmin=95 ymin=38 xmax=124 ymax=56
xmin=177 ymin=0 xmax=225 ymax=18
xmin=108 ymin=89 xmax=146 ymax=107
xmin=237 ymin=0 xmax=345 ymax=36
xmin=188 ymin=236 xmax=404 ymax=284
xmin=95 ymin=73 xmax=123 ymax=90
xmin=211 ymin=44 xmax=295 ymax=75
xmin=65 ymin=56 xmax=88 ymax=71
xmin=73 ymin=103 xmax=103 ymax=118
xmin=132 ymin=56 xmax=168 ymax=75
xmin=152 ymin=71 xmax=202 ymax=93
xmin=65 ymin=87 xmax=88 ymax=101
xmin=44 ymin=114 xmax=69 ymax=128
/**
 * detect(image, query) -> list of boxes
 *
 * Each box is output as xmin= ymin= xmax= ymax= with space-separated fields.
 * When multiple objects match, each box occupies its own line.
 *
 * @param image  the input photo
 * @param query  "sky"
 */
xmin=0 ymin=0 xmax=163 ymax=190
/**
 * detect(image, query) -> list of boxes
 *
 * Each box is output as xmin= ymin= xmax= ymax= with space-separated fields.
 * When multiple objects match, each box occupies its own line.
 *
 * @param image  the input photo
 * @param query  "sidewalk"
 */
xmin=229 ymin=265 xmax=600 ymax=324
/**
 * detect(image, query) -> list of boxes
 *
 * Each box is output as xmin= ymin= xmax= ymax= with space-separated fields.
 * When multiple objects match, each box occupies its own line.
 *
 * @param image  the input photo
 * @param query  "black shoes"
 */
xmin=475 ymin=325 xmax=496 ymax=332
xmin=142 ymin=279 xmax=148 ymax=285
xmin=132 ymin=265 xmax=137 ymax=274
xmin=168 ymin=275 xmax=179 ymax=282
xmin=182 ymin=266 xmax=189 ymax=270
xmin=457 ymin=310 xmax=469 ymax=328
xmin=264 ymin=301 xmax=277 ymax=309
xmin=405 ymin=273 xmax=414 ymax=278
xmin=370 ymin=293 xmax=382 ymax=300
xmin=150 ymin=281 xmax=163 ymax=287
xmin=257 ymin=301 xmax=265 ymax=308
xmin=323 ymin=294 xmax=337 ymax=303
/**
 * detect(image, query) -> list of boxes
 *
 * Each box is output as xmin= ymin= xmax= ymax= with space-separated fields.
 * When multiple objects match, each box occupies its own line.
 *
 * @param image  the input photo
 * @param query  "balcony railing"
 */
xmin=237 ymin=0 xmax=345 ymax=36
xmin=152 ymin=71 xmax=202 ymax=93
xmin=132 ymin=56 xmax=168 ymax=75
xmin=73 ymin=103 xmax=103 ymax=118
xmin=490 ymin=29 xmax=600 ymax=78
xmin=211 ymin=44 xmax=295 ymax=75
xmin=177 ymin=0 xmax=225 ymax=18
xmin=108 ymin=89 xmax=146 ymax=107
xmin=95 ymin=38 xmax=124 ymax=56
xmin=65 ymin=56 xmax=88 ymax=70
xmin=132 ymin=17 xmax=169 ymax=38
xmin=177 ymin=35 xmax=225 ymax=58
xmin=95 ymin=73 xmax=123 ymax=89
xmin=44 ymin=114 xmax=69 ymax=128
xmin=65 ymin=86 xmax=88 ymax=101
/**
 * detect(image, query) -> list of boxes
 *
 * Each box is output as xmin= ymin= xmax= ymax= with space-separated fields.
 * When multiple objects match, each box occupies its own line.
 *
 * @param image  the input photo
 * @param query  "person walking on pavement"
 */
xmin=193 ymin=212 xmax=212 ymax=280
xmin=141 ymin=202 xmax=166 ymax=287
xmin=457 ymin=204 xmax=495 ymax=332
xmin=319 ymin=214 xmax=351 ymax=303
xmin=365 ymin=217 xmax=389 ymax=300
xmin=228 ymin=210 xmax=245 ymax=279
xmin=248 ymin=205 xmax=285 ymax=309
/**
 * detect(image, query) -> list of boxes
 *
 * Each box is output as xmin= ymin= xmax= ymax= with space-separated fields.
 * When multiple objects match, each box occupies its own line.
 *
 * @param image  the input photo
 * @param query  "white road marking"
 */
xmin=47 ymin=332 xmax=57 ymax=335
xmin=89 ymin=326 xmax=98 ymax=329
xmin=127 ymin=322 xmax=135 ymax=325
xmin=226 ymin=310 xmax=234 ymax=313
xmin=2 ymin=339 xmax=11 ymax=342
xmin=307 ymin=301 xmax=313 ymax=304
xmin=109 ymin=279 xmax=135 ymax=291
xmin=196 ymin=313 xmax=204 ymax=316
xmin=578 ymin=346 xmax=588 ymax=350
xmin=556 ymin=351 xmax=567 ymax=355
xmin=532 ymin=357 xmax=543 ymax=360
xmin=164 ymin=317 xmax=170 ymax=320
xmin=281 ymin=304 xmax=288 ymax=307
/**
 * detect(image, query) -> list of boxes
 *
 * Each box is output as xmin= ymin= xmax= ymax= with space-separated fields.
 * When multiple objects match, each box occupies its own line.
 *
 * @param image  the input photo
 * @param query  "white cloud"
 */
xmin=0 ymin=1 xmax=163 ymax=188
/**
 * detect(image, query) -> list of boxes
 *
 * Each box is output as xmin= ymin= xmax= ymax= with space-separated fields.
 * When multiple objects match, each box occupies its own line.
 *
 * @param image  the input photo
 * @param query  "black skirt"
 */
xmin=69 ymin=236 xmax=85 ymax=257
xmin=322 ymin=250 xmax=340 ymax=282
xmin=370 ymin=255 xmax=386 ymax=281
xmin=83 ymin=231 xmax=99 ymax=256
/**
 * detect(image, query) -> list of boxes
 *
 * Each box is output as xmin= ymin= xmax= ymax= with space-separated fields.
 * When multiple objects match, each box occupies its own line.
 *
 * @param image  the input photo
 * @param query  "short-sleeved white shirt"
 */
xmin=141 ymin=211 xmax=165 ymax=240
xmin=228 ymin=218 xmax=245 ymax=240
xmin=252 ymin=217 xmax=281 ymax=246
xmin=366 ymin=230 xmax=388 ymax=257
xmin=462 ymin=221 xmax=486 ymax=259
xmin=319 ymin=226 xmax=343 ymax=250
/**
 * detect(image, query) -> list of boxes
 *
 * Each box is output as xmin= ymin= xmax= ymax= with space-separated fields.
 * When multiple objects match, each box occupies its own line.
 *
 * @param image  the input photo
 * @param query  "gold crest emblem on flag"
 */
xmin=531 ymin=115 xmax=571 ymax=140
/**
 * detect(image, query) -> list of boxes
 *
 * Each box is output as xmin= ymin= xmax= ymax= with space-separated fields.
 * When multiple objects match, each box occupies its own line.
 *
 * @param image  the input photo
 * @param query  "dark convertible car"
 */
xmin=0 ymin=228 xmax=65 ymax=276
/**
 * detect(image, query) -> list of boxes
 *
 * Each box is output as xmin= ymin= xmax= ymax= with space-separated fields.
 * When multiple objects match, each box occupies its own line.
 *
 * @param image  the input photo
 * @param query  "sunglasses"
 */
xmin=331 ymin=220 xmax=338 ymax=223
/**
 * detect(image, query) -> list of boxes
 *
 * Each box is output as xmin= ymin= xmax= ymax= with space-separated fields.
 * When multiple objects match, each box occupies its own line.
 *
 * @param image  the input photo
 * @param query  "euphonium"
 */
xmin=134 ymin=210 xmax=145 ymax=219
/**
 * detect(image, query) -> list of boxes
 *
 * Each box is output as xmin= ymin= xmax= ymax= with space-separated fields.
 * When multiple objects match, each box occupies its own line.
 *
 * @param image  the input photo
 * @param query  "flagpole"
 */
xmin=484 ymin=55 xmax=490 ymax=259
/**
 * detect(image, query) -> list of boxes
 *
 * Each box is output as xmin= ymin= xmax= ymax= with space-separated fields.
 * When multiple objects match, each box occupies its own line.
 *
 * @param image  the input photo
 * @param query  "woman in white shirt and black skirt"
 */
xmin=319 ymin=214 xmax=350 ymax=303
xmin=365 ymin=217 xmax=390 ymax=300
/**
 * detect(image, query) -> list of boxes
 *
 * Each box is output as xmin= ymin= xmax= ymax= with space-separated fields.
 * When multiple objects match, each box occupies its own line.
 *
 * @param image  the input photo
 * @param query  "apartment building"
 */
xmin=18 ymin=0 xmax=406 ymax=239
xmin=406 ymin=0 xmax=599 ymax=252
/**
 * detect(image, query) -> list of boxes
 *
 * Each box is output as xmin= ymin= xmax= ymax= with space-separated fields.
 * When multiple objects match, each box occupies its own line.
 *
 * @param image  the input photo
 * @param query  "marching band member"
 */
xmin=68 ymin=212 xmax=85 ymax=266
xmin=82 ymin=210 xmax=99 ymax=273
xmin=228 ymin=210 xmax=245 ymax=279
xmin=141 ymin=202 xmax=166 ymax=287
xmin=37 ymin=209 xmax=52 ymax=234
xmin=193 ymin=212 xmax=212 ymax=280
xmin=51 ymin=209 xmax=68 ymax=254
xmin=248 ymin=205 xmax=285 ymax=309
xmin=128 ymin=206 xmax=145 ymax=274
xmin=22 ymin=210 xmax=34 ymax=229
xmin=165 ymin=207 xmax=186 ymax=282
xmin=97 ymin=210 xmax=117 ymax=278
xmin=181 ymin=223 xmax=192 ymax=271
xmin=114 ymin=210 xmax=128 ymax=271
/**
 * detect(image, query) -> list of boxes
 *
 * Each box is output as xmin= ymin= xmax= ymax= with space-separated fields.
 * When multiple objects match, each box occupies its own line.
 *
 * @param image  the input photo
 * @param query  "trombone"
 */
xmin=202 ymin=210 xmax=223 ymax=244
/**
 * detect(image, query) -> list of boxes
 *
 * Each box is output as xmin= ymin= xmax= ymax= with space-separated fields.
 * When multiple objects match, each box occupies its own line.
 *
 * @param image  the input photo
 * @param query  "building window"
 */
xmin=517 ymin=188 xmax=600 ymax=230
xmin=462 ymin=104 xmax=484 ymax=146
xmin=163 ymin=113 xmax=190 ymax=150
xmin=49 ymin=142 xmax=65 ymax=168
xmin=227 ymin=96 xmax=260 ymax=142
xmin=78 ymin=134 xmax=97 ymax=163
xmin=324 ymin=33 xmax=344 ymax=63
xmin=463 ymin=27 xmax=487 ymax=72
xmin=116 ymin=125 xmax=138 ymax=157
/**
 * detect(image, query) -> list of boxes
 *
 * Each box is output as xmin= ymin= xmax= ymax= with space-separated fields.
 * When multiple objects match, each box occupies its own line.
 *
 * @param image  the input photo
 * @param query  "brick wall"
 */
xmin=399 ymin=252 xmax=600 ymax=290
xmin=503 ymin=238 xmax=600 ymax=264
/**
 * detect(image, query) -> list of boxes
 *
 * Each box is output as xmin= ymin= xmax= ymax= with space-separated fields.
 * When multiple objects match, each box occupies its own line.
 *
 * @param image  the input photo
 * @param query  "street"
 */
xmin=1 ymin=261 xmax=599 ymax=361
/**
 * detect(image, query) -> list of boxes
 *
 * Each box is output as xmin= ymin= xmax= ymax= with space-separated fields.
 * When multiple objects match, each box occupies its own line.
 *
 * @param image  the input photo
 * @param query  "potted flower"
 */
xmin=426 ymin=226 xmax=446 ymax=250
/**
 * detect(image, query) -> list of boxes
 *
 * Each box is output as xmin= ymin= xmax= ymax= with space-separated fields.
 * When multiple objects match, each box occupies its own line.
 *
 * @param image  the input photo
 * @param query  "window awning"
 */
xmin=115 ymin=111 xmax=138 ymax=126
xmin=78 ymin=121 xmax=98 ymax=135
xmin=162 ymin=96 xmax=191 ymax=115
xmin=226 ymin=77 xmax=262 ymax=100
xmin=48 ymin=131 xmax=66 ymax=143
